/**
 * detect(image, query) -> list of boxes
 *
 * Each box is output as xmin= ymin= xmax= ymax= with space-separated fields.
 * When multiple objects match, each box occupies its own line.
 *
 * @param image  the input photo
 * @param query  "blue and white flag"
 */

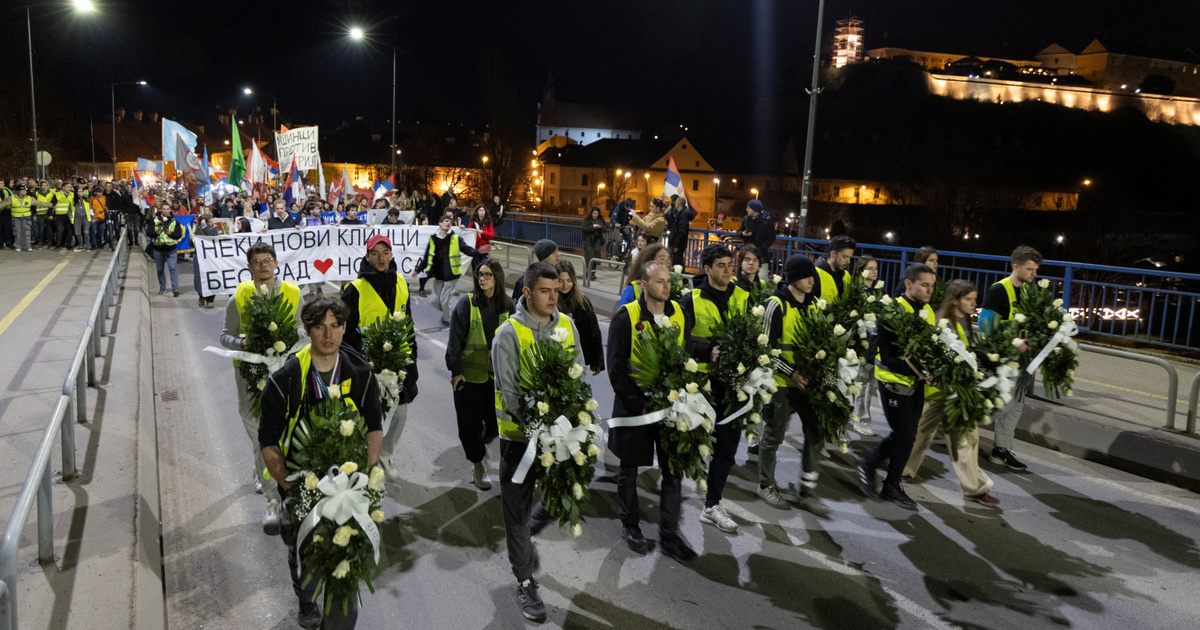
xmin=136 ymin=158 xmax=164 ymax=174
xmin=662 ymin=156 xmax=682 ymax=200
xmin=162 ymin=119 xmax=197 ymax=162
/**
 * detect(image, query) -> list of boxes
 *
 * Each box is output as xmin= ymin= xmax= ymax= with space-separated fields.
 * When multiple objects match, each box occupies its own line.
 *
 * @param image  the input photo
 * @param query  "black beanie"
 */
xmin=783 ymin=255 xmax=817 ymax=284
xmin=533 ymin=239 xmax=558 ymax=261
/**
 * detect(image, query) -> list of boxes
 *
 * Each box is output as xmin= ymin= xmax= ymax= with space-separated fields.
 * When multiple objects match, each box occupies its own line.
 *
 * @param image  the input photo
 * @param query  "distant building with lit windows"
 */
xmin=832 ymin=17 xmax=865 ymax=68
xmin=535 ymin=72 xmax=641 ymax=147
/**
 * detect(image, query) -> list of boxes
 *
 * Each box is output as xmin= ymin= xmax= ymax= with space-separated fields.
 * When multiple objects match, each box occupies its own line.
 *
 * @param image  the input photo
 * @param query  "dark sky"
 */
xmin=3 ymin=0 xmax=1197 ymax=134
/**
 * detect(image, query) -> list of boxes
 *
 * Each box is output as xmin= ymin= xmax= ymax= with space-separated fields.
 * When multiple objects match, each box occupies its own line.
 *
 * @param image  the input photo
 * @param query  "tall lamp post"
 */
xmin=25 ymin=1 xmax=95 ymax=180
xmin=713 ymin=177 xmax=720 ymax=215
xmin=349 ymin=26 xmax=398 ymax=176
xmin=797 ymin=0 xmax=827 ymax=240
xmin=111 ymin=80 xmax=147 ymax=178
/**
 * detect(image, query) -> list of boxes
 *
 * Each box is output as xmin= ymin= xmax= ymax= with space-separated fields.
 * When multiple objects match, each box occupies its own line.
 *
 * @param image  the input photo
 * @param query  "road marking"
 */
xmin=1076 ymin=377 xmax=1168 ymax=401
xmin=0 ymin=256 xmax=73 ymax=338
xmin=416 ymin=329 xmax=447 ymax=350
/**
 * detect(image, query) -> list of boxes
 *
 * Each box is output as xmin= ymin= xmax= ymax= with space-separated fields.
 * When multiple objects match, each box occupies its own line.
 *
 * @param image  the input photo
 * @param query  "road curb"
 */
xmin=132 ymin=251 xmax=167 ymax=630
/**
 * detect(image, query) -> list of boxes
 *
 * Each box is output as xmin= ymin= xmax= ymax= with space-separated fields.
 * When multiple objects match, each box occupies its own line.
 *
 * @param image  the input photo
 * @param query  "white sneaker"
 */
xmin=253 ymin=472 xmax=264 ymax=495
xmin=851 ymin=419 xmax=875 ymax=436
xmin=262 ymin=499 xmax=281 ymax=536
xmin=699 ymin=503 xmax=738 ymax=533
xmin=472 ymin=465 xmax=493 ymax=490
xmin=381 ymin=455 xmax=400 ymax=482
xmin=800 ymin=470 xmax=820 ymax=490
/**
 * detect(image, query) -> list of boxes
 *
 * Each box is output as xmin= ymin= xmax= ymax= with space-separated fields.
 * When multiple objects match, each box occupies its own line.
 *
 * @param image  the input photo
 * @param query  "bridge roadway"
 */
xmin=2 ymin=247 xmax=1200 ymax=629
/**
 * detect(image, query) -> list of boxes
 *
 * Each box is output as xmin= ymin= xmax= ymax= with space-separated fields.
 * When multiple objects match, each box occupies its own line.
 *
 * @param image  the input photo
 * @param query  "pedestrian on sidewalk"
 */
xmin=903 ymin=279 xmax=999 ymax=506
xmin=260 ymin=297 xmax=382 ymax=630
xmin=341 ymin=235 xmax=420 ymax=482
xmin=978 ymin=246 xmax=1042 ymax=472
xmin=582 ymin=206 xmax=605 ymax=280
xmin=147 ymin=206 xmax=184 ymax=296
xmin=493 ymin=262 xmax=584 ymax=623
xmin=192 ymin=213 xmax=219 ymax=308
xmin=446 ymin=257 xmax=513 ymax=491
xmin=629 ymin=197 xmax=666 ymax=242
xmin=858 ymin=263 xmax=937 ymax=511
xmin=467 ymin=205 xmax=494 ymax=254
xmin=413 ymin=213 xmax=480 ymax=329
xmin=607 ymin=261 xmax=698 ymax=561
xmin=509 ymin=239 xmax=559 ymax=304
xmin=665 ymin=195 xmax=695 ymax=268
xmin=220 ymin=243 xmax=304 ymax=535
xmin=555 ymin=260 xmax=604 ymax=375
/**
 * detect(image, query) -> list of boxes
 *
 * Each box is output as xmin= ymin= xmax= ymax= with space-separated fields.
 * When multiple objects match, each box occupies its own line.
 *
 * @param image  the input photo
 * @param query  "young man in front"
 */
xmin=858 ymin=263 xmax=936 ymax=510
xmin=607 ymin=261 xmax=698 ymax=561
xmin=219 ymin=243 xmax=304 ymax=534
xmin=260 ymin=297 xmax=382 ymax=630
xmin=813 ymin=234 xmax=855 ymax=303
xmin=680 ymin=244 xmax=749 ymax=534
xmin=492 ymin=262 xmax=584 ymax=622
xmin=978 ymin=245 xmax=1042 ymax=472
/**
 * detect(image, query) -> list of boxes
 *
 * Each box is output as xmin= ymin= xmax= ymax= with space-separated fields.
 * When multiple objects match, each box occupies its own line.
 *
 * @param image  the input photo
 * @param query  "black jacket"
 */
xmin=259 ymin=346 xmax=383 ymax=464
xmin=740 ymin=212 xmax=776 ymax=253
xmin=340 ymin=258 xmax=420 ymax=405
xmin=813 ymin=257 xmax=845 ymax=298
xmin=413 ymin=231 xmax=479 ymax=281
xmin=268 ymin=215 xmax=298 ymax=230
xmin=606 ymin=295 xmax=690 ymax=466
xmin=559 ymin=297 xmax=605 ymax=372
xmin=665 ymin=204 xmax=696 ymax=249
xmin=582 ymin=218 xmax=605 ymax=249
xmin=679 ymin=277 xmax=738 ymax=405
xmin=146 ymin=214 xmax=185 ymax=252
xmin=877 ymin=295 xmax=928 ymax=380
xmin=445 ymin=291 xmax=514 ymax=377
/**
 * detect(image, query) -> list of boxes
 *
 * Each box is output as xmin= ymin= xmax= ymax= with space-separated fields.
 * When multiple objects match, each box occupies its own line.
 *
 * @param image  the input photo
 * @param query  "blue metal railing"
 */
xmin=496 ymin=213 xmax=1200 ymax=351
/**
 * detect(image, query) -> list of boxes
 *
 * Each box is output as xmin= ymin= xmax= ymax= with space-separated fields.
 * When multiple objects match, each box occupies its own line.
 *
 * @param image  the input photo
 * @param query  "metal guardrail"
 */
xmin=1079 ymin=344 xmax=1181 ymax=432
xmin=0 ymin=230 xmax=126 ymax=630
xmin=1187 ymin=371 xmax=1200 ymax=436
xmin=489 ymin=241 xmax=533 ymax=269
xmin=585 ymin=258 xmax=625 ymax=289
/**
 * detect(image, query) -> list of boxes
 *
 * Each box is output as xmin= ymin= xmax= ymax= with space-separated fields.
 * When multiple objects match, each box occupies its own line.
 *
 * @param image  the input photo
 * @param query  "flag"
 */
xmin=174 ymin=134 xmax=204 ymax=181
xmin=162 ymin=119 xmax=197 ymax=162
xmin=200 ymin=147 xmax=213 ymax=205
xmin=326 ymin=174 xmax=344 ymax=206
xmin=316 ymin=152 xmax=326 ymax=198
xmin=662 ymin=156 xmax=683 ymax=199
xmin=327 ymin=163 xmax=352 ymax=206
xmin=282 ymin=156 xmax=305 ymax=208
xmin=131 ymin=171 xmax=146 ymax=209
xmin=229 ymin=119 xmax=246 ymax=190
xmin=248 ymin=141 xmax=270 ymax=186
xmin=136 ymin=158 xmax=163 ymax=174
xmin=373 ymin=174 xmax=394 ymax=200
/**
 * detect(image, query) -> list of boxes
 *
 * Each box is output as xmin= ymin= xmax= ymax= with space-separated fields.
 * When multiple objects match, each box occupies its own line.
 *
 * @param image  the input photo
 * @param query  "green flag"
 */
xmin=229 ymin=118 xmax=246 ymax=189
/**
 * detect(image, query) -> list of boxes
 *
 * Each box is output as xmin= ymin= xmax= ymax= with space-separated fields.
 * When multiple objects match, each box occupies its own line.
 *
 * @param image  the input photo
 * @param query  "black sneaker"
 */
xmin=660 ymin=533 xmax=698 ymax=562
xmin=856 ymin=460 xmax=877 ymax=497
xmin=528 ymin=503 xmax=553 ymax=536
xmin=297 ymin=603 xmax=322 ymax=629
xmin=746 ymin=443 xmax=759 ymax=457
xmin=989 ymin=447 xmax=1028 ymax=471
xmin=621 ymin=526 xmax=648 ymax=553
xmin=515 ymin=579 xmax=547 ymax=622
xmin=172 ymin=290 xmax=180 ymax=297
xmin=880 ymin=484 xmax=918 ymax=510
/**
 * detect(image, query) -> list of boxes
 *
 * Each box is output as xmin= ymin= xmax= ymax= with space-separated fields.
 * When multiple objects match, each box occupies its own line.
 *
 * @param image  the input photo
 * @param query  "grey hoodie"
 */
xmin=491 ymin=296 xmax=585 ymax=443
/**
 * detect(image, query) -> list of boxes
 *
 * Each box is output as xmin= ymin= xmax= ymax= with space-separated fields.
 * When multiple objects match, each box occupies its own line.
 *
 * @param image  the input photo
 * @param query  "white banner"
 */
xmin=275 ymin=126 xmax=320 ymax=172
xmin=194 ymin=225 xmax=477 ymax=296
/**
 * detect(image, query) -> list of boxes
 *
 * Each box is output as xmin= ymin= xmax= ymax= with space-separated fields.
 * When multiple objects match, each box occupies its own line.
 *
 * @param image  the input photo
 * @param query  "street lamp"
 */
xmin=26 ymin=2 xmax=94 ymax=179
xmin=751 ymin=188 xmax=759 ymax=199
xmin=348 ymin=24 xmax=398 ymax=175
xmin=111 ymin=80 xmax=148 ymax=177
xmin=242 ymin=86 xmax=280 ymax=133
xmin=797 ymin=0 xmax=829 ymax=239
xmin=597 ymin=182 xmax=605 ymax=204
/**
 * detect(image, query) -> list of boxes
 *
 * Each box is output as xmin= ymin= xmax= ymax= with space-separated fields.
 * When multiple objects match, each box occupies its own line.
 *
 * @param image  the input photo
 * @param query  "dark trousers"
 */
xmin=0 ymin=212 xmax=11 ymax=248
xmin=616 ymin=437 xmax=682 ymax=536
xmin=192 ymin=257 xmax=214 ymax=303
xmin=35 ymin=214 xmax=51 ymax=245
xmin=454 ymin=379 xmax=498 ymax=463
xmin=126 ymin=212 xmax=143 ymax=245
xmin=499 ymin=439 xmax=540 ymax=582
xmin=54 ymin=213 xmax=71 ymax=248
xmin=279 ymin=490 xmax=358 ymax=629
xmin=704 ymin=419 xmax=743 ymax=507
xmin=864 ymin=381 xmax=925 ymax=488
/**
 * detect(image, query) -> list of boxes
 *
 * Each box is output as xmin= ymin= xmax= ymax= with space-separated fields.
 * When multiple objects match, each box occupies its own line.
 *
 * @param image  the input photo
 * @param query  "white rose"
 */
xmin=816 ymin=299 xmax=828 ymax=311
xmin=758 ymin=354 xmax=770 ymax=366
xmin=931 ymin=334 xmax=939 ymax=342
xmin=587 ymin=443 xmax=601 ymax=457
xmin=572 ymin=483 xmax=584 ymax=500
xmin=749 ymin=412 xmax=761 ymax=424
xmin=849 ymin=310 xmax=858 ymax=318
xmin=815 ymin=350 xmax=827 ymax=360
xmin=656 ymin=314 xmax=671 ymax=329
xmin=994 ymin=398 xmax=1005 ymax=409
xmin=737 ymin=390 xmax=748 ymax=402
xmin=1038 ymin=279 xmax=1050 ymax=289
xmin=668 ymin=389 xmax=680 ymax=402
xmin=371 ymin=509 xmax=385 ymax=523
xmin=573 ymin=451 xmax=588 ymax=466
xmin=1053 ymin=299 xmax=1063 ymax=307
xmin=987 ymin=353 xmax=1000 ymax=362
xmin=550 ymin=328 xmax=570 ymax=343
xmin=1007 ymin=361 xmax=1020 ymax=369
xmin=571 ymin=523 xmax=583 ymax=537
xmin=577 ymin=411 xmax=592 ymax=426
xmin=757 ymin=333 xmax=769 ymax=345
xmin=771 ymin=349 xmax=782 ymax=357
xmin=677 ymin=420 xmax=688 ymax=432
xmin=1014 ymin=313 xmax=1027 ymax=323
xmin=698 ymin=445 xmax=711 ymax=457
xmin=880 ymin=295 xmax=893 ymax=305
xmin=257 ymin=379 xmax=266 ymax=391
xmin=953 ymin=356 xmax=964 ymax=364
xmin=875 ymin=281 xmax=885 ymax=290
xmin=703 ymin=380 xmax=712 ymax=392
xmin=585 ymin=399 xmax=599 ymax=411
xmin=397 ymin=370 xmax=407 ymax=380
xmin=328 ymin=386 xmax=341 ymax=399
xmin=984 ymin=399 xmax=994 ymax=410
xmin=305 ymin=474 xmax=319 ymax=491
xmin=697 ymin=479 xmax=708 ymax=492
xmin=849 ymin=382 xmax=863 ymax=396
xmin=826 ymin=390 xmax=837 ymax=402
xmin=862 ymin=340 xmax=870 ymax=348
xmin=339 ymin=420 xmax=355 ymax=436
xmin=864 ymin=313 xmax=876 ymax=322
xmin=368 ymin=466 xmax=385 ymax=489
xmin=1012 ymin=338 xmax=1024 ymax=347
xmin=673 ymin=264 xmax=683 ymax=274
xmin=536 ymin=401 xmax=550 ymax=415
xmin=539 ymin=452 xmax=555 ymax=467
xmin=833 ymin=324 xmax=847 ymax=336
xmin=772 ymin=274 xmax=783 ymax=283
xmin=332 ymin=560 xmax=351 ymax=579
xmin=1063 ymin=312 xmax=1074 ymax=323
xmin=340 ymin=461 xmax=358 ymax=475
xmin=937 ymin=318 xmax=950 ymax=329
xmin=684 ymin=359 xmax=699 ymax=373
xmin=686 ymin=382 xmax=699 ymax=394
xmin=760 ymin=391 xmax=771 ymax=403
xmin=332 ymin=526 xmax=356 ymax=547
xmin=737 ymin=363 xmax=746 ymax=374
xmin=701 ymin=419 xmax=714 ymax=432
xmin=382 ymin=341 xmax=393 ymax=352
xmin=974 ymin=371 xmax=984 ymax=380
xmin=258 ymin=284 xmax=271 ymax=295
xmin=866 ymin=295 xmax=876 ymax=303
xmin=267 ymin=321 xmax=278 ymax=332
xmin=752 ymin=305 xmax=766 ymax=317
xmin=273 ymin=341 xmax=287 ymax=353
xmin=1048 ymin=321 xmax=1059 ymax=330
xmin=846 ymin=349 xmax=858 ymax=361
xmin=568 ymin=363 xmax=584 ymax=379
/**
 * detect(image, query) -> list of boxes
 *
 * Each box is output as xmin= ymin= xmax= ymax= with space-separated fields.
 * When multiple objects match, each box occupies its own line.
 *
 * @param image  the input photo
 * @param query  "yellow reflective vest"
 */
xmin=494 ymin=313 xmax=575 ymax=439
xmin=687 ymin=285 xmax=750 ymax=373
xmin=873 ymin=296 xmax=935 ymax=388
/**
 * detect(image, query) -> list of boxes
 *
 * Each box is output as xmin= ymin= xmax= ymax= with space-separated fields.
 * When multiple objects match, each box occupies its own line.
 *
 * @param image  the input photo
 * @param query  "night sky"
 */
xmin=3 ymin=0 xmax=1197 ymax=133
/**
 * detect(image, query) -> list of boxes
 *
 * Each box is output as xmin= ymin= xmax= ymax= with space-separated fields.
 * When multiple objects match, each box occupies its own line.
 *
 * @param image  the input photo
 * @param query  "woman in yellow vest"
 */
xmin=902 ymin=279 xmax=999 ymax=506
xmin=446 ymin=258 xmax=514 ymax=490
xmin=342 ymin=234 xmax=419 ymax=483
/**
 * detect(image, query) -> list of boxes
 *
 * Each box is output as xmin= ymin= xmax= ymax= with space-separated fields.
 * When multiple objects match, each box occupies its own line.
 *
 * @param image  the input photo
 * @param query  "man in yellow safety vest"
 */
xmin=813 ymin=234 xmax=856 ymax=304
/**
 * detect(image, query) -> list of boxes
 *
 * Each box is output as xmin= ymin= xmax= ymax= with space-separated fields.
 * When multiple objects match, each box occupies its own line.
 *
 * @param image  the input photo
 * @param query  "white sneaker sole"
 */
xmin=700 ymin=514 xmax=738 ymax=534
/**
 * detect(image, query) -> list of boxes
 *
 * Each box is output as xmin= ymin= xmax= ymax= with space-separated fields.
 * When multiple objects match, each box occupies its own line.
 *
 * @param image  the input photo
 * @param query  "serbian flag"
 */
xmin=662 ymin=156 xmax=683 ymax=199
xmin=373 ymin=174 xmax=395 ymax=200
xmin=131 ymin=170 xmax=146 ymax=209
xmin=282 ymin=156 xmax=305 ymax=208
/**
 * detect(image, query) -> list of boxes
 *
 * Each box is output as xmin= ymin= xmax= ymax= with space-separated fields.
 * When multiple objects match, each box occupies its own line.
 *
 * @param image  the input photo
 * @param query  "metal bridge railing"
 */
xmin=0 ymin=231 xmax=127 ymax=630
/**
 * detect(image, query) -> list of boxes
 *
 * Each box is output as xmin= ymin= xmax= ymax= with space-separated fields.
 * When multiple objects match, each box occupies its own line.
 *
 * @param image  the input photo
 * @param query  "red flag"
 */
xmin=326 ymin=177 xmax=344 ymax=206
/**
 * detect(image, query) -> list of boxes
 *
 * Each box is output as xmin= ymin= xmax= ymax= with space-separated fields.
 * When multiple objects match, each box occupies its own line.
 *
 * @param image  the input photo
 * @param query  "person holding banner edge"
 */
xmin=341 ymin=234 xmax=419 ymax=482
xmin=220 ymin=242 xmax=305 ymax=534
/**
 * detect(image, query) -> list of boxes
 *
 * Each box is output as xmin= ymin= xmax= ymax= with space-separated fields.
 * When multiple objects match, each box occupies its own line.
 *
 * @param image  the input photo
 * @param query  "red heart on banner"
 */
xmin=313 ymin=259 xmax=333 ymax=274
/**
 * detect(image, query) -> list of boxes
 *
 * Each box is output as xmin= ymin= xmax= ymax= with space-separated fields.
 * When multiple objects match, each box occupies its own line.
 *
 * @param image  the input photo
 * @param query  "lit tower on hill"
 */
xmin=832 ymin=16 xmax=864 ymax=67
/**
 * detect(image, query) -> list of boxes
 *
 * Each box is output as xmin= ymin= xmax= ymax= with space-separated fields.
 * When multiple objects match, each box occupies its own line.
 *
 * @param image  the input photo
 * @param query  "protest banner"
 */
xmin=274 ymin=126 xmax=320 ymax=172
xmin=193 ymin=224 xmax=477 ymax=296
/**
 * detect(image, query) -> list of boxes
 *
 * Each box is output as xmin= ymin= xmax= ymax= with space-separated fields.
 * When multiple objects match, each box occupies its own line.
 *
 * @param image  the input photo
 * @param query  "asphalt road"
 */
xmin=144 ymin=258 xmax=1200 ymax=630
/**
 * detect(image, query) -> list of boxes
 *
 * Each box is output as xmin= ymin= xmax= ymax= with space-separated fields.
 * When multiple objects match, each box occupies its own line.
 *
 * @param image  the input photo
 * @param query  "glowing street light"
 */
xmin=1056 ymin=234 xmax=1066 ymax=244
xmin=348 ymin=25 xmax=397 ymax=173
xmin=1082 ymin=179 xmax=1092 ymax=186
xmin=349 ymin=26 xmax=364 ymax=40
xmin=751 ymin=188 xmax=759 ymax=199
xmin=243 ymin=87 xmax=252 ymax=94
xmin=73 ymin=0 xmax=95 ymax=12
xmin=482 ymin=156 xmax=489 ymax=164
